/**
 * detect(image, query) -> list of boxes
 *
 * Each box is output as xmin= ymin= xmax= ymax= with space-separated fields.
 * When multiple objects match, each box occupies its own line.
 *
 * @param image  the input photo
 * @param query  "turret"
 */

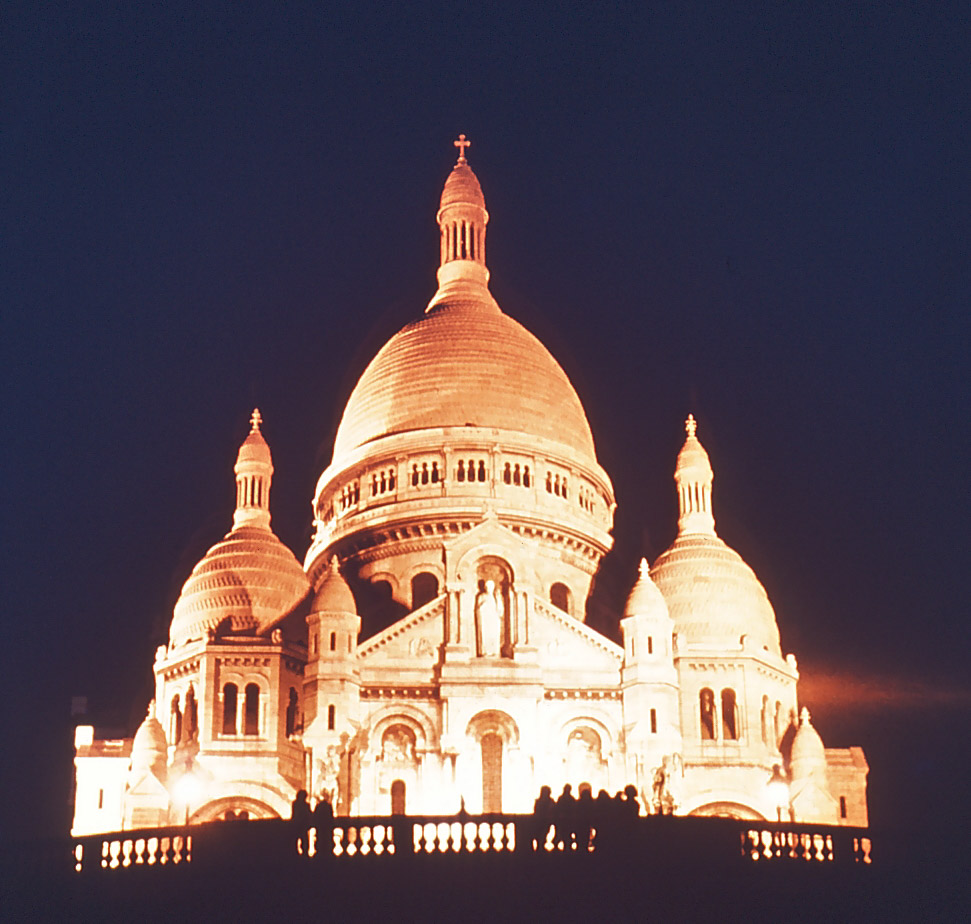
xmin=304 ymin=557 xmax=362 ymax=812
xmin=788 ymin=707 xmax=839 ymax=823
xmin=620 ymin=560 xmax=682 ymax=810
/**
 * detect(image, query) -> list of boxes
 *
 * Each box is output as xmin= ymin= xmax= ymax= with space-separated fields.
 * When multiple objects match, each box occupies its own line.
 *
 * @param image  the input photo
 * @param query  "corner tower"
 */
xmin=307 ymin=139 xmax=616 ymax=639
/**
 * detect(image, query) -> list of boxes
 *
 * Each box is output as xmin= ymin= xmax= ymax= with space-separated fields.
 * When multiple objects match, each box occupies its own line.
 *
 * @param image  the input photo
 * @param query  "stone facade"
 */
xmin=71 ymin=141 xmax=868 ymax=835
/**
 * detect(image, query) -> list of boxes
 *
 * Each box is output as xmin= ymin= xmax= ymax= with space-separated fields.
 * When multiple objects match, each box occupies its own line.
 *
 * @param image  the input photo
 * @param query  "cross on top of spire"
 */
xmin=453 ymin=133 xmax=470 ymax=164
xmin=685 ymin=414 xmax=697 ymax=438
xmin=250 ymin=408 xmax=263 ymax=431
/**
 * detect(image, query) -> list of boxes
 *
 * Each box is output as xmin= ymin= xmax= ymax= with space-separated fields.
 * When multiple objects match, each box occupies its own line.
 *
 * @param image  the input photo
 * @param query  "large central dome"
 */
xmin=333 ymin=305 xmax=596 ymax=462
xmin=330 ymin=145 xmax=598 ymax=469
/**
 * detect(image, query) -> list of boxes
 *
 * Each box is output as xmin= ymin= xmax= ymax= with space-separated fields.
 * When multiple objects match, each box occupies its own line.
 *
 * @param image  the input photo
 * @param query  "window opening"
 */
xmin=222 ymin=683 xmax=238 ymax=735
xmin=700 ymin=688 xmax=716 ymax=740
xmin=243 ymin=683 xmax=259 ymax=736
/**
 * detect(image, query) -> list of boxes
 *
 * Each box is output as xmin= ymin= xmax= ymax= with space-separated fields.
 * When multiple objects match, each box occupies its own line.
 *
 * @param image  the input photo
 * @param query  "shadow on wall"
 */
xmin=346 ymin=576 xmax=408 ymax=639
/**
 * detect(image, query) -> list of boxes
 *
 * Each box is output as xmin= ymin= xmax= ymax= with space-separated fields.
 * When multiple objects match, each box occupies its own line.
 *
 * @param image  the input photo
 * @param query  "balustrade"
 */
xmin=66 ymin=816 xmax=872 ymax=875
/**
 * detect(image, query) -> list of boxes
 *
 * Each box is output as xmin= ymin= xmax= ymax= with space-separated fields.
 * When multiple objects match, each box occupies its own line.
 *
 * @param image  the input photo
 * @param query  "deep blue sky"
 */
xmin=3 ymin=2 xmax=969 ymax=839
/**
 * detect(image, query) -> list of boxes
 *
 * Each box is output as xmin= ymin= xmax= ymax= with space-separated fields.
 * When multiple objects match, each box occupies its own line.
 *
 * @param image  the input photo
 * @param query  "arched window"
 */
xmin=222 ymin=683 xmax=238 ymax=735
xmin=513 ymin=463 xmax=521 ymax=485
xmin=700 ymin=688 xmax=716 ymax=740
xmin=411 ymin=572 xmax=439 ymax=610
xmin=523 ymin=466 xmax=531 ymax=487
xmin=774 ymin=701 xmax=784 ymax=744
xmin=721 ymin=688 xmax=739 ymax=740
xmin=243 ymin=683 xmax=259 ymax=736
xmin=184 ymin=686 xmax=198 ymax=741
xmin=329 ymin=631 xmax=337 ymax=651
xmin=457 ymin=460 xmax=466 ymax=482
xmin=477 ymin=460 xmax=486 ymax=482
xmin=503 ymin=462 xmax=511 ymax=484
xmin=650 ymin=708 xmax=658 ymax=734
xmin=327 ymin=704 xmax=336 ymax=731
xmin=761 ymin=696 xmax=770 ymax=745
xmin=550 ymin=582 xmax=571 ymax=614
xmin=285 ymin=687 xmax=298 ymax=737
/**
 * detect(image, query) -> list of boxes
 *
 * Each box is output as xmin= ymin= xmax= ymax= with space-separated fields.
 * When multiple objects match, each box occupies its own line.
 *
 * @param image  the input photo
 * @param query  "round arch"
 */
xmin=368 ymin=704 xmax=439 ymax=752
xmin=190 ymin=796 xmax=280 ymax=823
xmin=466 ymin=709 xmax=520 ymax=746
xmin=558 ymin=713 xmax=619 ymax=757
xmin=688 ymin=801 xmax=766 ymax=821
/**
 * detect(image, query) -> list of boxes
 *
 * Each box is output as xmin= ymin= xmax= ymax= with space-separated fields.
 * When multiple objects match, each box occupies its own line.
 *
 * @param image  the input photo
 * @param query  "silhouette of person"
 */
xmin=594 ymin=789 xmax=612 ymax=851
xmin=554 ymin=784 xmax=576 ymax=851
xmin=312 ymin=796 xmax=334 ymax=859
xmin=291 ymin=789 xmax=312 ymax=856
xmin=576 ymin=788 xmax=594 ymax=852
xmin=532 ymin=785 xmax=555 ymax=851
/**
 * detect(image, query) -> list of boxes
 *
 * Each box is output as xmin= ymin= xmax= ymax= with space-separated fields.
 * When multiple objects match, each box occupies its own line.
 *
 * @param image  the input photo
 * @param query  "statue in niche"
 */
xmin=475 ymin=579 xmax=503 ymax=657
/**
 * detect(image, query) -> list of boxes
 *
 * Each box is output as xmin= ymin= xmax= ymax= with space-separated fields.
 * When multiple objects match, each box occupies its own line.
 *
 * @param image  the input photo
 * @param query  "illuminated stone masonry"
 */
xmin=72 ymin=138 xmax=867 ymax=837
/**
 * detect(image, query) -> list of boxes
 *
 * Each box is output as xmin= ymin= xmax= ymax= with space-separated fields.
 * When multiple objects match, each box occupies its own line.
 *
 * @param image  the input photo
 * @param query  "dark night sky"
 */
xmin=3 ymin=2 xmax=969 ymax=842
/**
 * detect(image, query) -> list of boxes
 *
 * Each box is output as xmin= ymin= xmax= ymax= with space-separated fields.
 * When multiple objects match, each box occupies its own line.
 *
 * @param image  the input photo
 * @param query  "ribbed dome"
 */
xmin=651 ymin=534 xmax=781 ymax=654
xmin=237 ymin=426 xmax=270 ymax=465
xmin=332 ymin=303 xmax=597 ymax=463
xmin=170 ymin=526 xmax=310 ymax=645
xmin=440 ymin=162 xmax=485 ymax=210
xmin=311 ymin=557 xmax=357 ymax=614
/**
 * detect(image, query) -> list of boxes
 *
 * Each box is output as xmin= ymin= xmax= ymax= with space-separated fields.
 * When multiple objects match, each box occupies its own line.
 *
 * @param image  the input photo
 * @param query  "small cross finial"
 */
xmin=453 ymin=133 xmax=470 ymax=164
xmin=685 ymin=414 xmax=697 ymax=438
xmin=638 ymin=558 xmax=650 ymax=579
xmin=250 ymin=408 xmax=262 ymax=431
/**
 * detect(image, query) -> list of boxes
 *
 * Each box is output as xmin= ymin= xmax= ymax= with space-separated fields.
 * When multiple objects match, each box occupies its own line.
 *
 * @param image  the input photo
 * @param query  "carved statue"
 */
xmin=315 ymin=746 xmax=340 ymax=805
xmin=475 ymin=580 xmax=502 ymax=657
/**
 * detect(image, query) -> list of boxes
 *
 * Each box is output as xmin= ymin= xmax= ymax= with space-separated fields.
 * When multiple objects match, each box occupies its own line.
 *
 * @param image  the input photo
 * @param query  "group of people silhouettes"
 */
xmin=530 ymin=784 xmax=641 ymax=852
xmin=291 ymin=790 xmax=334 ymax=857
xmin=290 ymin=783 xmax=642 ymax=856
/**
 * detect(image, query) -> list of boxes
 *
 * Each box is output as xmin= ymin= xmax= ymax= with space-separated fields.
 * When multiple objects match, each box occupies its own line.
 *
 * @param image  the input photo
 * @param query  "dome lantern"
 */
xmin=233 ymin=408 xmax=273 ymax=531
xmin=674 ymin=414 xmax=715 ymax=537
xmin=428 ymin=134 xmax=495 ymax=313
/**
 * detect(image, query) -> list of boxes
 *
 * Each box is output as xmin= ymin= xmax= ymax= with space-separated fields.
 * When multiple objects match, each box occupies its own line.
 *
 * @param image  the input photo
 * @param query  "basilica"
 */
xmin=71 ymin=139 xmax=868 ymax=836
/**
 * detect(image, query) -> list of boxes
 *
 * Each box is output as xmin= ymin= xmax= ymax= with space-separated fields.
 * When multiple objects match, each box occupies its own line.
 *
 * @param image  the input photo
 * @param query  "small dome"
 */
xmin=624 ymin=559 xmax=670 ymax=619
xmin=332 ymin=305 xmax=597 ymax=464
xmin=311 ymin=557 xmax=357 ymax=614
xmin=236 ymin=409 xmax=271 ymax=466
xmin=675 ymin=415 xmax=713 ymax=482
xmin=131 ymin=710 xmax=168 ymax=777
xmin=790 ymin=708 xmax=826 ymax=778
xmin=651 ymin=533 xmax=781 ymax=655
xmin=170 ymin=527 xmax=310 ymax=645
xmin=440 ymin=162 xmax=485 ymax=210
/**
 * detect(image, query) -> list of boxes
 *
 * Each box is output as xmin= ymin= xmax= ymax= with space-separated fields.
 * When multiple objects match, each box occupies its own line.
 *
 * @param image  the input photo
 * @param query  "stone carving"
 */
xmin=315 ymin=746 xmax=340 ymax=805
xmin=651 ymin=753 xmax=684 ymax=815
xmin=475 ymin=580 xmax=502 ymax=657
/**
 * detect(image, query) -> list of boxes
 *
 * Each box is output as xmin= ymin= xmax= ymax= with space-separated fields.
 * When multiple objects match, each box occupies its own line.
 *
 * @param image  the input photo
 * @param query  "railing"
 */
xmin=64 ymin=815 xmax=873 ymax=876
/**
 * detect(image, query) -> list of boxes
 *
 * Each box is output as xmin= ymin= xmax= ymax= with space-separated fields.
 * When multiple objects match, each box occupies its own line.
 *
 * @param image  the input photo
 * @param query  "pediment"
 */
xmin=530 ymin=597 xmax=623 ymax=675
xmin=358 ymin=595 xmax=446 ymax=667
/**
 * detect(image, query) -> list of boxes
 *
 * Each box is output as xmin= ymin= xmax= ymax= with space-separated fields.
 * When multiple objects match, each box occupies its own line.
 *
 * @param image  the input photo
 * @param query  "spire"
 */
xmin=233 ymin=408 xmax=274 ymax=530
xmin=428 ymin=134 xmax=497 ymax=313
xmin=674 ymin=414 xmax=716 ymax=537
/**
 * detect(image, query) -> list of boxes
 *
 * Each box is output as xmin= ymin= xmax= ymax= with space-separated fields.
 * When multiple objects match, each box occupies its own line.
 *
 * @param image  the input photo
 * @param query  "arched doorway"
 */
xmin=391 ymin=779 xmax=406 ymax=815
xmin=481 ymin=733 xmax=503 ymax=813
